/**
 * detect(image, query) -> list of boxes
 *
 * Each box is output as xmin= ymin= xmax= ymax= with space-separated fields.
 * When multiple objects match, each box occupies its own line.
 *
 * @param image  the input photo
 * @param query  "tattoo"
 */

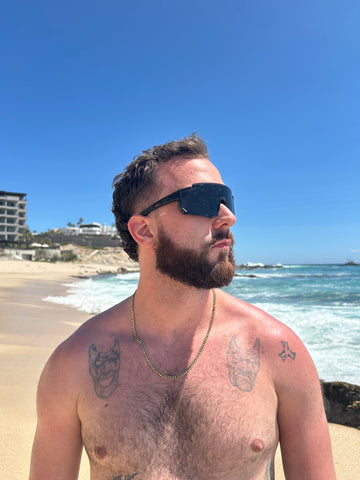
xmin=89 ymin=338 xmax=120 ymax=398
xmin=265 ymin=456 xmax=275 ymax=480
xmin=278 ymin=340 xmax=296 ymax=361
xmin=227 ymin=336 xmax=260 ymax=391
xmin=113 ymin=474 xmax=138 ymax=480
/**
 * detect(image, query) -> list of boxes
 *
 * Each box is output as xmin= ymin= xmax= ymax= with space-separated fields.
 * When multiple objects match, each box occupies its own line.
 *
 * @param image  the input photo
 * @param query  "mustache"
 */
xmin=208 ymin=231 xmax=235 ymax=247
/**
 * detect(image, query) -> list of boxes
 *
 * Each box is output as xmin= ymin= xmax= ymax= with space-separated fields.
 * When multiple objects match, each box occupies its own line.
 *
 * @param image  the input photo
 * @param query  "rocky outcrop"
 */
xmin=60 ymin=244 xmax=139 ymax=273
xmin=321 ymin=381 xmax=360 ymax=428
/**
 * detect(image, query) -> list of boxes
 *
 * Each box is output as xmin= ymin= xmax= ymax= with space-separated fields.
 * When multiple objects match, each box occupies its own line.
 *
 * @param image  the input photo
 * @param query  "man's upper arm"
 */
xmin=275 ymin=331 xmax=337 ymax=480
xmin=29 ymin=344 xmax=83 ymax=480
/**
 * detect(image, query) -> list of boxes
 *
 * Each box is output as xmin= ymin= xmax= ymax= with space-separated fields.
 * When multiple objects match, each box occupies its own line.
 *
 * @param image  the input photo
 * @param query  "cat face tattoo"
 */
xmin=89 ymin=339 xmax=120 ymax=398
xmin=227 ymin=336 xmax=260 ymax=392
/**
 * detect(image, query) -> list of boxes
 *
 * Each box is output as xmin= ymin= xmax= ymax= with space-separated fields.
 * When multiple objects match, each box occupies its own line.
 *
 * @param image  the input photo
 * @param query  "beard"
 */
xmin=155 ymin=227 xmax=236 ymax=289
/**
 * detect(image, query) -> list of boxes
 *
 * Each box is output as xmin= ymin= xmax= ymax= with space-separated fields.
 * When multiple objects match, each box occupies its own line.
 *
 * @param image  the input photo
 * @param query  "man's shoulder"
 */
xmin=41 ymin=298 xmax=132 ymax=384
xmin=218 ymin=288 xmax=292 ymax=330
xmin=217 ymin=289 xmax=308 ymax=360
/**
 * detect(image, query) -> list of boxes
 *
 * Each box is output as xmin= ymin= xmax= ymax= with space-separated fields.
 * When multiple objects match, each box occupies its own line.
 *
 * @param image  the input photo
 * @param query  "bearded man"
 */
xmin=30 ymin=134 xmax=336 ymax=480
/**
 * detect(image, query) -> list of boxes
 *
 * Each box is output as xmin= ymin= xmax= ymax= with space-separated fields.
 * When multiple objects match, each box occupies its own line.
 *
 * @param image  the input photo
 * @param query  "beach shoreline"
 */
xmin=0 ymin=260 xmax=92 ymax=479
xmin=1 ymin=259 xmax=359 ymax=479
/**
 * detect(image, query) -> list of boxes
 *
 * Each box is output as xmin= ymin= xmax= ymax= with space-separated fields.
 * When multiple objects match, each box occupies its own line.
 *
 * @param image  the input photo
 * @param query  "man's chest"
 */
xmin=79 ymin=365 xmax=278 ymax=480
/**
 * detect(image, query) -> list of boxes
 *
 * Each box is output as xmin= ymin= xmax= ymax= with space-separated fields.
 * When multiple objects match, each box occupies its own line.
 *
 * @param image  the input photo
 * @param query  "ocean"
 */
xmin=45 ymin=264 xmax=360 ymax=385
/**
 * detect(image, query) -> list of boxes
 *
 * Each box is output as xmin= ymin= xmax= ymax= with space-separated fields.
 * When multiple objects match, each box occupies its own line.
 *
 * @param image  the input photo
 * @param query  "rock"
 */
xmin=320 ymin=381 xmax=360 ymax=428
xmin=59 ymin=244 xmax=139 ymax=272
xmin=234 ymin=273 xmax=259 ymax=278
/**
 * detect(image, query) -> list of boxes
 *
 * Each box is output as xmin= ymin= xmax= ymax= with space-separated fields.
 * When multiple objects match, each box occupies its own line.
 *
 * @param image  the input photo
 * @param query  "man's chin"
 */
xmin=209 ymin=246 xmax=231 ymax=261
xmin=208 ymin=248 xmax=235 ymax=284
xmin=210 ymin=260 xmax=235 ymax=287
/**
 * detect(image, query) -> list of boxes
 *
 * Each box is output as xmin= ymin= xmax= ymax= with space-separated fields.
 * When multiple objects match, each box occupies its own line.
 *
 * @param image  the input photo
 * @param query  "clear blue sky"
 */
xmin=1 ymin=0 xmax=359 ymax=264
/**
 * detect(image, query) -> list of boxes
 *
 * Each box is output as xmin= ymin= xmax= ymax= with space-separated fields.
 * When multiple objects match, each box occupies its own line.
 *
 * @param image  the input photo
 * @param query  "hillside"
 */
xmin=59 ymin=244 xmax=139 ymax=273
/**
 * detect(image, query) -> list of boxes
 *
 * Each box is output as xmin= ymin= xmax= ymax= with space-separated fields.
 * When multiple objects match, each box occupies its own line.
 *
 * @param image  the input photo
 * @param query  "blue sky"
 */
xmin=1 ymin=0 xmax=359 ymax=264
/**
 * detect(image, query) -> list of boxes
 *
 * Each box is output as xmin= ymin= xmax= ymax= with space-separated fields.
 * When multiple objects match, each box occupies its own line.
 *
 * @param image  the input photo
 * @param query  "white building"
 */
xmin=59 ymin=223 xmax=117 ymax=236
xmin=0 ymin=191 xmax=27 ymax=242
xmin=79 ymin=223 xmax=102 ymax=235
xmin=101 ymin=223 xmax=117 ymax=235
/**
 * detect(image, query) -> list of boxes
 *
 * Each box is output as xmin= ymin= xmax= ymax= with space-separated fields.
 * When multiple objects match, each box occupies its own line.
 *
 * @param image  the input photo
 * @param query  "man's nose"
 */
xmin=212 ymin=203 xmax=236 ymax=229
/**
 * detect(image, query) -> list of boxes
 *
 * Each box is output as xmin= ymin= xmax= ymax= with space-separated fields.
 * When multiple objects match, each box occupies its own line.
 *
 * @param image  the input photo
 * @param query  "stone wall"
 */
xmin=35 ymin=233 xmax=121 ymax=248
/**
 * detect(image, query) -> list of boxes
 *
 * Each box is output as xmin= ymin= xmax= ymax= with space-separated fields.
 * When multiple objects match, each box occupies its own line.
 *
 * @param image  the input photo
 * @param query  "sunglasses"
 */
xmin=140 ymin=183 xmax=235 ymax=218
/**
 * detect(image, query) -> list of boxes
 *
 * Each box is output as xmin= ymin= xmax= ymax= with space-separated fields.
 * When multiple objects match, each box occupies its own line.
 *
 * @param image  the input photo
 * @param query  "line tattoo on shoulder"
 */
xmin=89 ymin=338 xmax=120 ymax=398
xmin=278 ymin=340 xmax=296 ymax=362
xmin=227 ymin=336 xmax=260 ymax=392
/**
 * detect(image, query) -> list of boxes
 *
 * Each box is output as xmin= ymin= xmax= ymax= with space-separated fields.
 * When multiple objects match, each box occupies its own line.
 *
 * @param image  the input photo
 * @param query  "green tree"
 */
xmin=20 ymin=227 xmax=34 ymax=244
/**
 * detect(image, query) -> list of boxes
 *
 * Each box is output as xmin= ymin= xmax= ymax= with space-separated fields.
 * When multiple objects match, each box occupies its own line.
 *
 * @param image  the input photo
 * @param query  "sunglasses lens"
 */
xmin=180 ymin=184 xmax=234 ymax=217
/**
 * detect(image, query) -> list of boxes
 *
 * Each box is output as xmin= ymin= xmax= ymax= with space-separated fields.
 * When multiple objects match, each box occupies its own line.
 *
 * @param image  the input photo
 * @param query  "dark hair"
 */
xmin=112 ymin=134 xmax=209 ymax=262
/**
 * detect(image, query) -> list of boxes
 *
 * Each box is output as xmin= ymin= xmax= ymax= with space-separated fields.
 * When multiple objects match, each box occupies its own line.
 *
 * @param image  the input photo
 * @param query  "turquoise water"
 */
xmin=45 ymin=264 xmax=360 ymax=384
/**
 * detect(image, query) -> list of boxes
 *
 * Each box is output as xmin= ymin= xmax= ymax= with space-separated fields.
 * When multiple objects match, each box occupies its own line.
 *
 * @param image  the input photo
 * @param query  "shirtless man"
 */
xmin=29 ymin=134 xmax=336 ymax=479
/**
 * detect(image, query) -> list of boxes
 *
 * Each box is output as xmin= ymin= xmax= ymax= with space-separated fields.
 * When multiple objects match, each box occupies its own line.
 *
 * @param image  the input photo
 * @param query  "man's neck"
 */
xmin=133 ymin=274 xmax=215 ymax=343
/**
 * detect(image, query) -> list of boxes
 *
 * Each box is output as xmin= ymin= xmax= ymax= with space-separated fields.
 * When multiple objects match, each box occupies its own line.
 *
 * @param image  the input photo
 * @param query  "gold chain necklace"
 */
xmin=131 ymin=289 xmax=216 ymax=380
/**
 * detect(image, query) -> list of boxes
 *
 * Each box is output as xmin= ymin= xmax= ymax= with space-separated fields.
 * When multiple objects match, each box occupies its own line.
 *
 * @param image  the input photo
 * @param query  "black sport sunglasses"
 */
xmin=140 ymin=183 xmax=235 ymax=218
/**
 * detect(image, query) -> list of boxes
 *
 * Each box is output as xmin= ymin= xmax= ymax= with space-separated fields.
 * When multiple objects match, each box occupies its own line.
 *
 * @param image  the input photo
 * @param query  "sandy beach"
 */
xmin=1 ymin=259 xmax=359 ymax=479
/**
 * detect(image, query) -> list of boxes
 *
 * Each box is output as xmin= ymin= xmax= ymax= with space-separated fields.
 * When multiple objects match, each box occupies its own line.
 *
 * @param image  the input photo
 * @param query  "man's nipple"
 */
xmin=94 ymin=446 xmax=108 ymax=460
xmin=250 ymin=438 xmax=265 ymax=453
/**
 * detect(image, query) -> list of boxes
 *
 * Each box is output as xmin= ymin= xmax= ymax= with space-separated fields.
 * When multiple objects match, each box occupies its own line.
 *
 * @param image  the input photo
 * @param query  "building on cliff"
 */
xmin=60 ymin=222 xmax=117 ymax=236
xmin=0 ymin=191 xmax=27 ymax=242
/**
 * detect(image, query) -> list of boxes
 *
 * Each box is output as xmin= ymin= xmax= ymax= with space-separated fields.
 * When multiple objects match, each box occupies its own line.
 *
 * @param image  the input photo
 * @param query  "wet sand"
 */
xmin=0 ymin=261 xmax=91 ymax=479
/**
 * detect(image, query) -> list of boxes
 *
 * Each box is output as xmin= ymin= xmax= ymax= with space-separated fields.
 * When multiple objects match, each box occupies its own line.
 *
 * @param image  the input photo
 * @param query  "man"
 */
xmin=30 ymin=134 xmax=336 ymax=479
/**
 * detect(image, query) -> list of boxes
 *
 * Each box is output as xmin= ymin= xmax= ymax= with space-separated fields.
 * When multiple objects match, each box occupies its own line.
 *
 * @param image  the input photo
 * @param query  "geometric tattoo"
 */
xmin=278 ymin=340 xmax=296 ymax=362
xmin=88 ymin=338 xmax=120 ymax=398
xmin=227 ymin=336 xmax=260 ymax=392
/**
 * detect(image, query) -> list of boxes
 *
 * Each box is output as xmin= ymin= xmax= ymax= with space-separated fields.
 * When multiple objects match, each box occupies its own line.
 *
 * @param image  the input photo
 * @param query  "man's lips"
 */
xmin=212 ymin=239 xmax=232 ymax=249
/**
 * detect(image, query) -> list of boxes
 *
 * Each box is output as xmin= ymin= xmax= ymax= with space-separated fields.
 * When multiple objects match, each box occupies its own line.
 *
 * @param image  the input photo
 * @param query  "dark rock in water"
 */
xmin=234 ymin=273 xmax=259 ymax=278
xmin=320 ymin=381 xmax=360 ymax=428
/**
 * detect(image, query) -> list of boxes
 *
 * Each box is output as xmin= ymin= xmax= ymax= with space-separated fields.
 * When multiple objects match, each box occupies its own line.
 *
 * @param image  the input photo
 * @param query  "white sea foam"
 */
xmin=242 ymin=262 xmax=265 ymax=268
xmin=44 ymin=272 xmax=140 ymax=314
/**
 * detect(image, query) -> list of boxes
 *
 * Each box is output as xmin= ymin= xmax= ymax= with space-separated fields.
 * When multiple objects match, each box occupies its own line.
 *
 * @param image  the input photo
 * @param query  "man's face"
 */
xmin=136 ymin=156 xmax=237 ymax=287
xmin=155 ymin=225 xmax=236 ymax=289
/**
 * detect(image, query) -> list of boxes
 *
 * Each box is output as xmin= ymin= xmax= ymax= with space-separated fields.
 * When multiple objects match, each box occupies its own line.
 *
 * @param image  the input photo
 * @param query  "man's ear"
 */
xmin=127 ymin=215 xmax=155 ymax=248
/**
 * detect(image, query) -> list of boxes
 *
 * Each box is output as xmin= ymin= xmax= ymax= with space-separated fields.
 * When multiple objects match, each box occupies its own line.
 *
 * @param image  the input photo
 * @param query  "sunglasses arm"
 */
xmin=140 ymin=191 xmax=181 ymax=216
